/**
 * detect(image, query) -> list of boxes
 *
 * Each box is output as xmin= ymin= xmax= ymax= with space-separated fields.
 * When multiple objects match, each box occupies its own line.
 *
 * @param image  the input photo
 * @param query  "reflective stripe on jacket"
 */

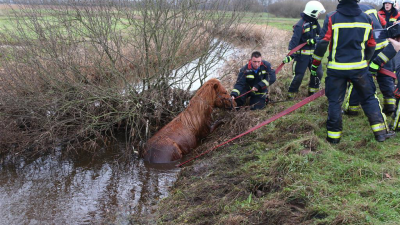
xmin=360 ymin=4 xmax=388 ymax=50
xmin=313 ymin=10 xmax=376 ymax=72
xmin=378 ymin=8 xmax=400 ymax=27
xmin=231 ymin=60 xmax=276 ymax=97
xmin=288 ymin=16 xmax=321 ymax=52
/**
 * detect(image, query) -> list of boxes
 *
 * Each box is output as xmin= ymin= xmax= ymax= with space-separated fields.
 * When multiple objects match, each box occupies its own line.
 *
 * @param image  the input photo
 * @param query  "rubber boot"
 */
xmin=326 ymin=137 xmax=340 ymax=144
xmin=383 ymin=104 xmax=396 ymax=115
xmin=375 ymin=131 xmax=396 ymax=142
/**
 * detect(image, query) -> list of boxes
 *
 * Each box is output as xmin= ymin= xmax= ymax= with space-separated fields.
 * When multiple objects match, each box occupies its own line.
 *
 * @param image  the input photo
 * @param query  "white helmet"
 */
xmin=304 ymin=1 xmax=326 ymax=18
xmin=383 ymin=0 xmax=396 ymax=6
xmin=383 ymin=0 xmax=396 ymax=4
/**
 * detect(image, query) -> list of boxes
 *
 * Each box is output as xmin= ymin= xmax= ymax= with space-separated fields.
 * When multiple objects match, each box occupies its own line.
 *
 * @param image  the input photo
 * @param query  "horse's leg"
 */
xmin=210 ymin=119 xmax=225 ymax=133
xmin=144 ymin=138 xmax=184 ymax=163
xmin=169 ymin=141 xmax=184 ymax=161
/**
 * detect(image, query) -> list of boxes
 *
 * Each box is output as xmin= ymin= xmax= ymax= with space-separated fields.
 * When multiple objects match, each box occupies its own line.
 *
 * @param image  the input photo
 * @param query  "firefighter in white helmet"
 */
xmin=379 ymin=0 xmax=400 ymax=27
xmin=283 ymin=1 xmax=326 ymax=99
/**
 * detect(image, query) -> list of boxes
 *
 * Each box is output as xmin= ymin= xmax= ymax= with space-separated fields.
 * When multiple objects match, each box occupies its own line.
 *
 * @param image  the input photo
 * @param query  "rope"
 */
xmin=177 ymin=89 xmax=325 ymax=167
xmin=234 ymin=89 xmax=253 ymax=100
xmin=275 ymin=42 xmax=307 ymax=75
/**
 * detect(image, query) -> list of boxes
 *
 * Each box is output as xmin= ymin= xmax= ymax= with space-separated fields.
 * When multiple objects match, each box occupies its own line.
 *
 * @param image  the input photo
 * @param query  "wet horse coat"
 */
xmin=142 ymin=78 xmax=235 ymax=163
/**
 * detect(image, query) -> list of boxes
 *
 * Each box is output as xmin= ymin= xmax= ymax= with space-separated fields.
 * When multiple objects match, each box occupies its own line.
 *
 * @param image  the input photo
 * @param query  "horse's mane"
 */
xmin=177 ymin=78 xmax=221 ymax=136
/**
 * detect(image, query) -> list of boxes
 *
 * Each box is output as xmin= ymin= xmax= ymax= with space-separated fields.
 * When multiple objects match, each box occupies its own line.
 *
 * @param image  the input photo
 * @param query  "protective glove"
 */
xmin=283 ymin=55 xmax=294 ymax=64
xmin=369 ymin=61 xmax=380 ymax=76
xmin=394 ymin=88 xmax=400 ymax=99
xmin=310 ymin=64 xmax=318 ymax=76
xmin=307 ymin=38 xmax=316 ymax=45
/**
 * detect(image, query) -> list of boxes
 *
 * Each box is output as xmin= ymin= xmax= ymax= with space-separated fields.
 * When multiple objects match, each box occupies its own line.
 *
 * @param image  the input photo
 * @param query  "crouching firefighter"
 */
xmin=311 ymin=0 xmax=395 ymax=143
xmin=283 ymin=1 xmax=325 ymax=99
xmin=231 ymin=51 xmax=276 ymax=110
xmin=344 ymin=4 xmax=397 ymax=116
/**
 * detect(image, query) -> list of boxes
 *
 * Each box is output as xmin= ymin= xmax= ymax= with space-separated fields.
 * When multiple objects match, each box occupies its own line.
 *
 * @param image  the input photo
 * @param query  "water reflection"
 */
xmin=0 ymin=144 xmax=180 ymax=224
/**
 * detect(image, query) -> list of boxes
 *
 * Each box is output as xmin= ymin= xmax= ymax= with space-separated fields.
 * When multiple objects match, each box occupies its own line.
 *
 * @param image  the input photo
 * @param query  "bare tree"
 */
xmin=0 ymin=0 xmax=249 ymax=158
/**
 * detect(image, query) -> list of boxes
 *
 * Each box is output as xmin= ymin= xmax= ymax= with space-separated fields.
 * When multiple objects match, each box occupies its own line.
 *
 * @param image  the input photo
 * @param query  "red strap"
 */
xmin=274 ymin=62 xmax=285 ymax=75
xmin=234 ymin=89 xmax=253 ymax=100
xmin=379 ymin=68 xmax=397 ymax=79
xmin=275 ymin=42 xmax=307 ymax=75
xmin=177 ymin=89 xmax=325 ymax=167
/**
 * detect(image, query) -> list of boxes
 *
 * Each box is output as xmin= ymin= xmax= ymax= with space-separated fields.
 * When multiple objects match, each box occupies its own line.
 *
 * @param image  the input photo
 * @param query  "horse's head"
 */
xmin=212 ymin=80 xmax=237 ymax=110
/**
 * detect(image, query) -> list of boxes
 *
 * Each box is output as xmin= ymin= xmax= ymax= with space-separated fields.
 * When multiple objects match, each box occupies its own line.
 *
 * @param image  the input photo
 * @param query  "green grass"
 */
xmin=236 ymin=12 xmax=299 ymax=30
xmin=155 ymin=90 xmax=400 ymax=224
xmin=150 ymin=24 xmax=400 ymax=223
xmin=154 ymin=67 xmax=400 ymax=224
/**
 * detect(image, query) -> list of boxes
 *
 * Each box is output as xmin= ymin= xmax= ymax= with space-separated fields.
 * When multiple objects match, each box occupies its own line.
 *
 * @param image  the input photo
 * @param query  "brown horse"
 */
xmin=142 ymin=78 xmax=236 ymax=163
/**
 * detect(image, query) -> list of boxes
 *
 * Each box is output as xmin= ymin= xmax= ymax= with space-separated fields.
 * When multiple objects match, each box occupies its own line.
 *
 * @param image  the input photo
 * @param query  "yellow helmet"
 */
xmin=304 ymin=1 xmax=326 ymax=18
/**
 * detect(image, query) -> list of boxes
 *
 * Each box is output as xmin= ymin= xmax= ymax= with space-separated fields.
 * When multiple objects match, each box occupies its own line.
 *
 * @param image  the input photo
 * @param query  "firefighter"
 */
xmin=379 ymin=0 xmax=400 ymax=27
xmin=283 ymin=1 xmax=325 ymax=99
xmin=343 ymin=4 xmax=396 ymax=116
xmin=230 ymin=51 xmax=276 ymax=110
xmin=311 ymin=0 xmax=395 ymax=143
xmin=379 ymin=0 xmax=400 ymax=94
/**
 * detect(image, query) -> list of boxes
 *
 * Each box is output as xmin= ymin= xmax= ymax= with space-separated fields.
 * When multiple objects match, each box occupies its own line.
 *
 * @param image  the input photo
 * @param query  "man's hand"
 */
xmin=394 ymin=88 xmax=400 ymax=98
xmin=310 ymin=64 xmax=318 ymax=76
xmin=369 ymin=61 xmax=380 ymax=76
xmin=307 ymin=38 xmax=316 ymax=45
xmin=283 ymin=55 xmax=293 ymax=64
xmin=251 ymin=87 xmax=258 ymax=92
xmin=389 ymin=38 xmax=400 ymax=52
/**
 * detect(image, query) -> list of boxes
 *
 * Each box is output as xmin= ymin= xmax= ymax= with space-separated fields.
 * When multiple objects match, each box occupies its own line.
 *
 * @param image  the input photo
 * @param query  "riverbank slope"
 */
xmin=147 ymin=24 xmax=400 ymax=225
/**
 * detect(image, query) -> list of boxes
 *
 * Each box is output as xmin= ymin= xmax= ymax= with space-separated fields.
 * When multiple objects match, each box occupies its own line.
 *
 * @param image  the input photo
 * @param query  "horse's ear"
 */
xmin=213 ymin=83 xmax=219 ymax=90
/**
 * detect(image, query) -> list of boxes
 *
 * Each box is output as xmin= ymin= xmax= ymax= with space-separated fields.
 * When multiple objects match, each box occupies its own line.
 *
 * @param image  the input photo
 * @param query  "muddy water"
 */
xmin=0 ymin=142 xmax=180 ymax=224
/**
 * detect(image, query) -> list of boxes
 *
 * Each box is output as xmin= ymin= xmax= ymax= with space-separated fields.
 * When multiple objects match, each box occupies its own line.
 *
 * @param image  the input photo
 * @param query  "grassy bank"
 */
xmin=149 ymin=20 xmax=400 ymax=225
xmin=153 ymin=92 xmax=400 ymax=224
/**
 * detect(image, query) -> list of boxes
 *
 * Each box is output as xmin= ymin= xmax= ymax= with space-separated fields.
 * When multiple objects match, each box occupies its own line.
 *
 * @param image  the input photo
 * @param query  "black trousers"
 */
xmin=325 ymin=68 xmax=387 ymax=137
xmin=235 ymin=92 xmax=267 ymax=110
xmin=288 ymin=54 xmax=323 ymax=93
